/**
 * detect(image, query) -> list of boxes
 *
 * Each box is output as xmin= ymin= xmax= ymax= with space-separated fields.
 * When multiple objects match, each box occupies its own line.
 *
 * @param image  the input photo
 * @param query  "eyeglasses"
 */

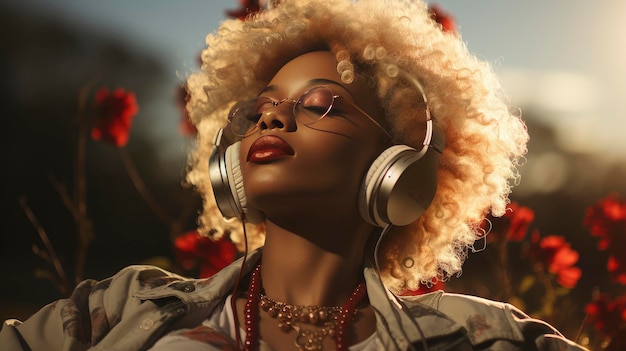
xmin=227 ymin=85 xmax=391 ymax=138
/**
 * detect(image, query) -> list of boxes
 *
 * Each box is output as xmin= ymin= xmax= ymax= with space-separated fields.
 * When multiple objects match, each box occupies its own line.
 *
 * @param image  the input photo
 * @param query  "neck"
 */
xmin=259 ymin=219 xmax=374 ymax=307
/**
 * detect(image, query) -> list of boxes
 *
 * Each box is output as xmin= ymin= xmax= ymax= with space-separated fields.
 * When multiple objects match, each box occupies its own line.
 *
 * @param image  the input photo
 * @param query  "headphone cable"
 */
xmin=230 ymin=214 xmax=249 ymax=350
xmin=374 ymin=224 xmax=427 ymax=351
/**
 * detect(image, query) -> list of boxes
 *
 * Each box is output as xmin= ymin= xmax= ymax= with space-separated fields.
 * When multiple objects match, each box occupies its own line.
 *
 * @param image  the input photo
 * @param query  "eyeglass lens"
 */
xmin=228 ymin=86 xmax=335 ymax=137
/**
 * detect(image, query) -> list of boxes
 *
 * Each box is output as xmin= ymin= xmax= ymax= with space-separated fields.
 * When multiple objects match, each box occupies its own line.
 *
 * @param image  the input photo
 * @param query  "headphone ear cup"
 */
xmin=359 ymin=144 xmax=440 ymax=227
xmin=224 ymin=142 xmax=247 ymax=216
xmin=209 ymin=139 xmax=244 ymax=220
xmin=208 ymin=137 xmax=264 ymax=223
xmin=359 ymin=145 xmax=414 ymax=227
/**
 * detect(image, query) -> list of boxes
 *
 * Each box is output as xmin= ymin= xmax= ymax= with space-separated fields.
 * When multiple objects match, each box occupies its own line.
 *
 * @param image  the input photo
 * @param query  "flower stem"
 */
xmin=19 ymin=196 xmax=71 ymax=296
xmin=497 ymin=237 xmax=513 ymax=300
xmin=118 ymin=148 xmax=172 ymax=225
xmin=73 ymin=77 xmax=99 ymax=284
xmin=49 ymin=174 xmax=79 ymax=222
xmin=534 ymin=264 xmax=556 ymax=320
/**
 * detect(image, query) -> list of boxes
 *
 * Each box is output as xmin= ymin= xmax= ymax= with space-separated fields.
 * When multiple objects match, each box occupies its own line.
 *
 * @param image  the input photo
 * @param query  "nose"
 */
xmin=257 ymin=100 xmax=297 ymax=132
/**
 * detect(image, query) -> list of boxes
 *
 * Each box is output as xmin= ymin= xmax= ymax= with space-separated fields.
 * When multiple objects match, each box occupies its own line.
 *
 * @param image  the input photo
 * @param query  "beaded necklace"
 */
xmin=243 ymin=264 xmax=367 ymax=351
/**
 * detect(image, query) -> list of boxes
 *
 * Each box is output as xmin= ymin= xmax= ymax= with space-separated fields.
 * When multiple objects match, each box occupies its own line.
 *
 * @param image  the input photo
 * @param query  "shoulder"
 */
xmin=2 ymin=254 xmax=256 ymax=351
xmin=70 ymin=264 xmax=191 ymax=313
xmin=402 ymin=291 xmax=588 ymax=350
xmin=100 ymin=264 xmax=190 ymax=296
xmin=1 ymin=265 xmax=199 ymax=351
xmin=94 ymin=264 xmax=185 ymax=291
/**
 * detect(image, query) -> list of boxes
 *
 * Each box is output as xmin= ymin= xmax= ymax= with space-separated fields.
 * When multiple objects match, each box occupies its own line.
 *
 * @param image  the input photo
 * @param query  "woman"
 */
xmin=0 ymin=0 xmax=587 ymax=350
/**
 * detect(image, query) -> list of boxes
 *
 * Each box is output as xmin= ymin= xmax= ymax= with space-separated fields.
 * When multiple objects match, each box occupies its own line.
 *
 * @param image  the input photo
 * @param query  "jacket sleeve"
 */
xmin=0 ymin=265 xmax=184 ymax=351
xmin=434 ymin=292 xmax=589 ymax=351
xmin=506 ymin=306 xmax=588 ymax=351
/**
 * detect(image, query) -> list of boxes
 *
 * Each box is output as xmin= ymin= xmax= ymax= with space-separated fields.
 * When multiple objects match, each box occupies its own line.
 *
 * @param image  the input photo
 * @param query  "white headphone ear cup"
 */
xmin=224 ymin=142 xmax=247 ymax=216
xmin=359 ymin=145 xmax=415 ymax=227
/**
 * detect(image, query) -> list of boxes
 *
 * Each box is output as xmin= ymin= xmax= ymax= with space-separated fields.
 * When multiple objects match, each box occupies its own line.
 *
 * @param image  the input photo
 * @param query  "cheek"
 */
xmin=296 ymin=133 xmax=374 ymax=188
xmin=238 ymin=128 xmax=385 ymax=210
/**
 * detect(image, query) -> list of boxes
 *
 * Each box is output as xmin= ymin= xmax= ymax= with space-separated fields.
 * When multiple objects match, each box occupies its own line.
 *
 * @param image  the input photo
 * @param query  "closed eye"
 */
xmin=301 ymin=105 xmax=331 ymax=115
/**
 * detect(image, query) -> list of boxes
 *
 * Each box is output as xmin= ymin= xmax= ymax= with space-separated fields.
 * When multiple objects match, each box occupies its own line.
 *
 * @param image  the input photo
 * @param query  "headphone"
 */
xmin=208 ymin=86 xmax=445 ymax=227
xmin=358 ymin=118 xmax=444 ymax=226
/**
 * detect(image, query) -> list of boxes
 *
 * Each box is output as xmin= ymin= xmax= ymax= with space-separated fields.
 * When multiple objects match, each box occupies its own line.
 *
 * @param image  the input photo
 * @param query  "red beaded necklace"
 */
xmin=243 ymin=264 xmax=368 ymax=351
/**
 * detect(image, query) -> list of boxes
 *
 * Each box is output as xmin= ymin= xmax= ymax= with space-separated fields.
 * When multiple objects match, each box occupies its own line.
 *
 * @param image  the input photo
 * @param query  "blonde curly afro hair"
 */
xmin=185 ymin=0 xmax=528 ymax=293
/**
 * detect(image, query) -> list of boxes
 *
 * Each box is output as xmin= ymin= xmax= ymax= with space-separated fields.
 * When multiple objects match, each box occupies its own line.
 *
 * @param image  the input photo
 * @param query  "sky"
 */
xmin=7 ymin=0 xmax=626 ymax=161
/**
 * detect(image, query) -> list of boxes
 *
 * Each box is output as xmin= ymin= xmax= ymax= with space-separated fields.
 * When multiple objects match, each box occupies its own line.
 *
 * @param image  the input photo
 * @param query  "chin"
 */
xmin=250 ymin=186 xmax=356 ymax=218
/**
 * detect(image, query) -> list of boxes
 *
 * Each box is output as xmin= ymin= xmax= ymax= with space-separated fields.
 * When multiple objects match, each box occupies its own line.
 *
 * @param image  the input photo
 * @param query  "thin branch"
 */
xmin=118 ymin=147 xmax=172 ymax=224
xmin=168 ymin=191 xmax=202 ymax=244
xmin=534 ymin=264 xmax=557 ymax=321
xmin=19 ymin=196 xmax=71 ymax=296
xmin=32 ymin=244 xmax=52 ymax=263
xmin=574 ymin=314 xmax=588 ymax=343
xmin=497 ymin=237 xmax=513 ymax=300
xmin=73 ymin=76 xmax=100 ymax=284
xmin=48 ymin=174 xmax=79 ymax=221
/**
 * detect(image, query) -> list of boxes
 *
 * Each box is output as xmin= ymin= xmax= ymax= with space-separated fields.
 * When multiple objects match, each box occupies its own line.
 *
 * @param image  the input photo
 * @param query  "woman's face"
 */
xmin=239 ymin=51 xmax=389 ymax=223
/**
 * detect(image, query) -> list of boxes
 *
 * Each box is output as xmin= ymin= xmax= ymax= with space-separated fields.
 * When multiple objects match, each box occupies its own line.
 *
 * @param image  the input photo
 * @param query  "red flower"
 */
xmin=226 ymin=0 xmax=261 ymax=20
xmin=91 ymin=88 xmax=139 ymax=147
xmin=608 ymin=256 xmax=626 ymax=285
xmin=175 ymin=231 xmax=238 ymax=278
xmin=528 ymin=232 xmax=582 ymax=289
xmin=583 ymin=194 xmax=626 ymax=249
xmin=583 ymin=194 xmax=626 ymax=284
xmin=481 ymin=202 xmax=534 ymax=242
xmin=399 ymin=280 xmax=445 ymax=296
xmin=176 ymin=84 xmax=196 ymax=137
xmin=428 ymin=4 xmax=457 ymax=34
xmin=585 ymin=292 xmax=626 ymax=338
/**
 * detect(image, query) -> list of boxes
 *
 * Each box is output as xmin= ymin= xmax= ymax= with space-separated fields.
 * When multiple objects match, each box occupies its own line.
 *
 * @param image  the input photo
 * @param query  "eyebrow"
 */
xmin=260 ymin=78 xmax=355 ymax=98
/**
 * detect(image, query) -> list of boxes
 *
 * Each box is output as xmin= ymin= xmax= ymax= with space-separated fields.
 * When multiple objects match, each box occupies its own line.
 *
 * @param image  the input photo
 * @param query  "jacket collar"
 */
xmin=362 ymin=259 xmax=467 ymax=349
xmin=136 ymin=248 xmax=467 ymax=350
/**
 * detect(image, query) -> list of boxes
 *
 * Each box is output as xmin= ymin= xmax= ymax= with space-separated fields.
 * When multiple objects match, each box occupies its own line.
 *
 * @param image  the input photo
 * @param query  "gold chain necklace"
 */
xmin=245 ymin=264 xmax=368 ymax=351
xmin=259 ymin=294 xmax=342 ymax=351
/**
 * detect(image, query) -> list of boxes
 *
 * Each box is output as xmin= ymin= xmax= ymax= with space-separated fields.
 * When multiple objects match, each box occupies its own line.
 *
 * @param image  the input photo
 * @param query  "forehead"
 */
xmin=263 ymin=51 xmax=384 ymax=121
xmin=266 ymin=51 xmax=344 ymax=94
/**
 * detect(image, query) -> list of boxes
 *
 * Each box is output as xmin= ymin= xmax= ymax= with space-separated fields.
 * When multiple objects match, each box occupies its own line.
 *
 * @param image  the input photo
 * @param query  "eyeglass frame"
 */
xmin=227 ymin=85 xmax=392 ymax=138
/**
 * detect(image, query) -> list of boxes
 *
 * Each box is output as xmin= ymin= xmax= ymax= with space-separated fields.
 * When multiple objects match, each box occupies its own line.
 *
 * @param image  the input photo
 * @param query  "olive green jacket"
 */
xmin=1 ymin=249 xmax=587 ymax=350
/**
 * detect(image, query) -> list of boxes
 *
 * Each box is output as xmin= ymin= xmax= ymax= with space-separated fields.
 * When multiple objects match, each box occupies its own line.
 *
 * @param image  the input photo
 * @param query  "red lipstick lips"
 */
xmin=247 ymin=135 xmax=295 ymax=163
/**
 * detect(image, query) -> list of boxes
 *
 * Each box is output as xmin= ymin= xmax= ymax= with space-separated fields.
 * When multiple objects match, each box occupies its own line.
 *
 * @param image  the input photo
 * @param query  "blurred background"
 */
xmin=1 ymin=0 xmax=625 ymax=343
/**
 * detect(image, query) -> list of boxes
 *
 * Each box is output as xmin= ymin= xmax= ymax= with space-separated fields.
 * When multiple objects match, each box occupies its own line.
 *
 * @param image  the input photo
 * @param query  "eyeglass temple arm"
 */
xmin=340 ymin=97 xmax=392 ymax=139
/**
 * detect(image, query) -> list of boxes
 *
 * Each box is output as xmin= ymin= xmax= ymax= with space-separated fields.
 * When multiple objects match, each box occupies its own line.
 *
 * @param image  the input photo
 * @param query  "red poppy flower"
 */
xmin=481 ymin=202 xmax=534 ymax=242
xmin=91 ymin=88 xmax=139 ymax=147
xmin=585 ymin=292 xmax=626 ymax=338
xmin=607 ymin=256 xmax=626 ymax=285
xmin=528 ymin=232 xmax=582 ymax=289
xmin=428 ymin=4 xmax=457 ymax=34
xmin=583 ymin=194 xmax=626 ymax=284
xmin=176 ymin=84 xmax=196 ymax=137
xmin=399 ymin=280 xmax=445 ymax=296
xmin=175 ymin=231 xmax=238 ymax=278
xmin=226 ymin=0 xmax=261 ymax=20
xmin=583 ymin=194 xmax=626 ymax=250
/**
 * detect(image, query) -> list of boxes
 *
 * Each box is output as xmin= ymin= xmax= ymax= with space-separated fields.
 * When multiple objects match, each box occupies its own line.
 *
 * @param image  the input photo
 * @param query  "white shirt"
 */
xmin=149 ymin=295 xmax=381 ymax=351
